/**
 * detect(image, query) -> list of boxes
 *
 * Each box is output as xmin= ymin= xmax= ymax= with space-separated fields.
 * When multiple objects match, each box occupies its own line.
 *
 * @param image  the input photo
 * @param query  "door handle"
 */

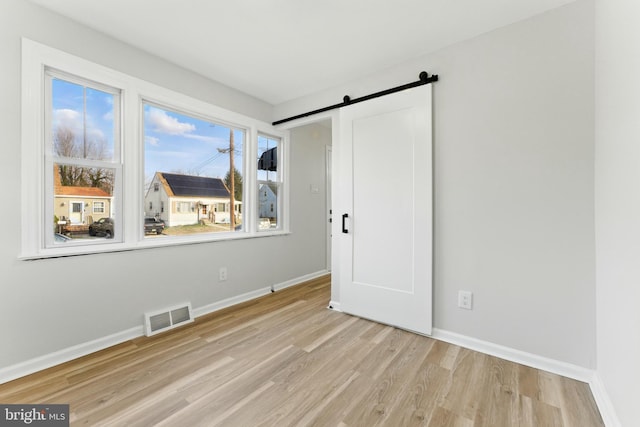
xmin=342 ymin=213 xmax=349 ymax=234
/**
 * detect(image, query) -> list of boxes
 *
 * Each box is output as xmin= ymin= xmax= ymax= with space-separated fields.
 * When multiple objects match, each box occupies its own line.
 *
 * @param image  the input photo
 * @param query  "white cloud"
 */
xmin=145 ymin=135 xmax=160 ymax=146
xmin=147 ymin=107 xmax=195 ymax=135
xmin=53 ymin=108 xmax=82 ymax=133
xmin=54 ymin=108 xmax=106 ymax=143
xmin=184 ymin=133 xmax=219 ymax=143
xmin=87 ymin=127 xmax=106 ymax=141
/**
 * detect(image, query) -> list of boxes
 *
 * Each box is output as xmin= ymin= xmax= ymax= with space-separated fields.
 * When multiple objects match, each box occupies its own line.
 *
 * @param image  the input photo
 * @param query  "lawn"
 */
xmin=162 ymin=222 xmax=238 ymax=235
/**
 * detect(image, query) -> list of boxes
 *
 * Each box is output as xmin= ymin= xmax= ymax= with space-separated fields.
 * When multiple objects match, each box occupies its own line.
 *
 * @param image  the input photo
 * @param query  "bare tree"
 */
xmin=54 ymin=125 xmax=112 ymax=193
xmin=55 ymin=126 xmax=85 ymax=186
xmin=86 ymin=168 xmax=114 ymax=193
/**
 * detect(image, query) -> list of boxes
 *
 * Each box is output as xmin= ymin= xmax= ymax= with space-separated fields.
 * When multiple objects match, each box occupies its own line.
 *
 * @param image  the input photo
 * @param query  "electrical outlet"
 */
xmin=219 ymin=267 xmax=228 ymax=281
xmin=458 ymin=290 xmax=473 ymax=310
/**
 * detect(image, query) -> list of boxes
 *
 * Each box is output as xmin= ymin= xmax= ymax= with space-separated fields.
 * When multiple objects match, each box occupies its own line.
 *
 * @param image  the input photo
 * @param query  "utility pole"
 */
xmin=218 ymin=129 xmax=235 ymax=230
xmin=228 ymin=129 xmax=235 ymax=230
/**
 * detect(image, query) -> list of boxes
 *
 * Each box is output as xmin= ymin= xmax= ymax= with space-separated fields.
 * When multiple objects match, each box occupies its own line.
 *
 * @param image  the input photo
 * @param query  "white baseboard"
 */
xmin=431 ymin=328 xmax=622 ymax=426
xmin=431 ymin=328 xmax=594 ymax=382
xmin=194 ymin=270 xmax=330 ymax=318
xmin=271 ymin=270 xmax=330 ymax=292
xmin=0 ymin=326 xmax=143 ymax=385
xmin=0 ymin=271 xmax=329 ymax=385
xmin=192 ymin=287 xmax=272 ymax=318
xmin=589 ymin=372 xmax=622 ymax=427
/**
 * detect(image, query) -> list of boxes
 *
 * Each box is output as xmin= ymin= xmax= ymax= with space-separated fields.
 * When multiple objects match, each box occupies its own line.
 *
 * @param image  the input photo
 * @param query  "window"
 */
xmin=93 ymin=201 xmax=105 ymax=214
xmin=143 ymin=103 xmax=245 ymax=234
xmin=47 ymin=71 xmax=121 ymax=244
xmin=257 ymin=135 xmax=283 ymax=231
xmin=176 ymin=202 xmax=190 ymax=213
xmin=22 ymin=39 xmax=287 ymax=259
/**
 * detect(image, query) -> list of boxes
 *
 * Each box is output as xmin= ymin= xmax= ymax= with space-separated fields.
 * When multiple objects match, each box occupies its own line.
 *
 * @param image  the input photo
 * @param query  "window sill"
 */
xmin=19 ymin=229 xmax=291 ymax=260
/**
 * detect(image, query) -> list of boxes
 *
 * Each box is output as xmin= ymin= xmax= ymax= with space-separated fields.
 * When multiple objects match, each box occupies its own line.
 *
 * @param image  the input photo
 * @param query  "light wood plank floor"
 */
xmin=0 ymin=275 xmax=604 ymax=426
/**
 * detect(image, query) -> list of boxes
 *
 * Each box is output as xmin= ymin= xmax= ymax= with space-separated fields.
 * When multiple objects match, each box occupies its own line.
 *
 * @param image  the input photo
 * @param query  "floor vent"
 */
xmin=144 ymin=303 xmax=193 ymax=336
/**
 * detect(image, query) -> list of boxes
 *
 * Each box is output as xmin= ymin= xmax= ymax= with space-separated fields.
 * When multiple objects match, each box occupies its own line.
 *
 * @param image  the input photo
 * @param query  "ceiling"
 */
xmin=29 ymin=0 xmax=577 ymax=105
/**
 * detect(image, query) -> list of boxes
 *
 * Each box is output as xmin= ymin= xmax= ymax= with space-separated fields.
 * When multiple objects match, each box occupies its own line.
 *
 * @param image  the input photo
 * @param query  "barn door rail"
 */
xmin=272 ymin=71 xmax=438 ymax=126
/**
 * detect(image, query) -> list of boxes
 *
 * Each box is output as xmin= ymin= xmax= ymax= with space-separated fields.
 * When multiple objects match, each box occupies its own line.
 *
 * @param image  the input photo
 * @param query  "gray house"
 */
xmin=258 ymin=183 xmax=277 ymax=227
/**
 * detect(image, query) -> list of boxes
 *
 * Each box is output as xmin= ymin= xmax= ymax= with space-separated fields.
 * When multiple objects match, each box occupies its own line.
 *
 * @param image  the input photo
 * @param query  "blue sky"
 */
xmin=143 ymin=104 xmax=243 ymax=185
xmin=52 ymin=78 xmax=279 ymax=189
xmin=51 ymin=78 xmax=115 ymax=160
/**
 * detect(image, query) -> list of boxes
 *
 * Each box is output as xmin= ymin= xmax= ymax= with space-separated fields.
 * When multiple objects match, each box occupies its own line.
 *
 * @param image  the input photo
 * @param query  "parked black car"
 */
xmin=144 ymin=217 xmax=165 ymax=234
xmin=89 ymin=217 xmax=114 ymax=238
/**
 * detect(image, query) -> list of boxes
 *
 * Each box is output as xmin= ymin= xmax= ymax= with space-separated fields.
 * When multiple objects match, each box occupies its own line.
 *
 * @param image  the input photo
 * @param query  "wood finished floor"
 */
xmin=0 ymin=275 xmax=604 ymax=426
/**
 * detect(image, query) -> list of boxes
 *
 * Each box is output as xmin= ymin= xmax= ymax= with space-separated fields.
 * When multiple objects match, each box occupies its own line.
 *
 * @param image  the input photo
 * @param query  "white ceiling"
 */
xmin=29 ymin=0 xmax=577 ymax=105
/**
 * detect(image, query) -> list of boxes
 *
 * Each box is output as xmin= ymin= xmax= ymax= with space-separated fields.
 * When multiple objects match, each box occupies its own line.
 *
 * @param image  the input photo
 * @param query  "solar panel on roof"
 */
xmin=162 ymin=173 xmax=230 ymax=198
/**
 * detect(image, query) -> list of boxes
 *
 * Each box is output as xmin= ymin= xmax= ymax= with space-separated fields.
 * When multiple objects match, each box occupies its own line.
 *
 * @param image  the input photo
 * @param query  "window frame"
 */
xmin=256 ymin=133 xmax=285 ymax=232
xmin=141 ymin=99 xmax=249 ymax=234
xmin=44 ymin=68 xmax=123 ymax=248
xmin=93 ymin=201 xmax=106 ymax=214
xmin=21 ymin=38 xmax=288 ymax=260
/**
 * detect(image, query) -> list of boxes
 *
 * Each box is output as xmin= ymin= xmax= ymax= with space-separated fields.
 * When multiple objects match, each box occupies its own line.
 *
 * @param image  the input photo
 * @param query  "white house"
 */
xmin=258 ymin=183 xmax=277 ymax=225
xmin=145 ymin=172 xmax=241 ymax=226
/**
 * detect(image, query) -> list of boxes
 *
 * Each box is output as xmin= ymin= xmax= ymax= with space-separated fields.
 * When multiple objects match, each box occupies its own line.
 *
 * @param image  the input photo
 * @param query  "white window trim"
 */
xmin=93 ymin=201 xmax=105 ymax=214
xmin=44 ymin=68 xmax=124 ymax=249
xmin=256 ymin=133 xmax=287 ymax=233
xmin=21 ymin=38 xmax=288 ymax=260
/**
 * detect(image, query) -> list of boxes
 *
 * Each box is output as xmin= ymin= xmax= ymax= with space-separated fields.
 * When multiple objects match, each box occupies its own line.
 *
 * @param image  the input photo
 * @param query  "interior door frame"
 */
xmin=325 ymin=144 xmax=332 ymax=271
xmin=274 ymin=111 xmax=339 ymax=296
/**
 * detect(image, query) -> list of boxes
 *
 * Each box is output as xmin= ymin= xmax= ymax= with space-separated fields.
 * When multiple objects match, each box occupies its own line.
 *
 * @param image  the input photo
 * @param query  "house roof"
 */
xmin=160 ymin=172 xmax=230 ymax=199
xmin=53 ymin=166 xmax=111 ymax=198
xmin=259 ymin=182 xmax=279 ymax=196
xmin=55 ymin=186 xmax=111 ymax=198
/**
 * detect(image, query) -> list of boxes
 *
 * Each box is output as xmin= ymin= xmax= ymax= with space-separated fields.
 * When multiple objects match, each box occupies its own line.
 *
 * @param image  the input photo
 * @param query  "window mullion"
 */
xmin=245 ymin=126 xmax=257 ymax=233
xmin=123 ymin=88 xmax=140 ymax=243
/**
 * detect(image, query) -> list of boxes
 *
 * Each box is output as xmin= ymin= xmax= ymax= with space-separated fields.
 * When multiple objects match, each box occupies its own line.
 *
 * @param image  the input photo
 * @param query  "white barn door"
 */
xmin=337 ymin=84 xmax=433 ymax=335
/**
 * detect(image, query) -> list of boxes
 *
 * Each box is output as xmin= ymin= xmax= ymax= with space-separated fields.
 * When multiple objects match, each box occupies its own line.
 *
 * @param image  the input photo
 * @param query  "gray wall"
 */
xmin=289 ymin=123 xmax=332 ymax=268
xmin=595 ymin=0 xmax=640 ymax=425
xmin=0 ymin=0 xmax=327 ymax=370
xmin=277 ymin=0 xmax=596 ymax=368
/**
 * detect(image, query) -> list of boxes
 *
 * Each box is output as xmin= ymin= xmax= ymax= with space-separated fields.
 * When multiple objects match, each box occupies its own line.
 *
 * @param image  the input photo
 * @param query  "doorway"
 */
xmin=284 ymin=117 xmax=334 ymax=273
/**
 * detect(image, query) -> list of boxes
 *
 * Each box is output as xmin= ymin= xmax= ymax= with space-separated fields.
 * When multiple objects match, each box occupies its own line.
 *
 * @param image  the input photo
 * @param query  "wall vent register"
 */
xmin=144 ymin=303 xmax=193 ymax=336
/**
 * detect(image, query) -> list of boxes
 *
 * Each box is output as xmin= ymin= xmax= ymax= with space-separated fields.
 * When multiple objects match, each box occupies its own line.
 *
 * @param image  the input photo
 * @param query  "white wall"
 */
xmin=595 ymin=0 xmax=640 ymax=425
xmin=277 ymin=0 xmax=597 ymax=368
xmin=0 ymin=0 xmax=327 ymax=373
